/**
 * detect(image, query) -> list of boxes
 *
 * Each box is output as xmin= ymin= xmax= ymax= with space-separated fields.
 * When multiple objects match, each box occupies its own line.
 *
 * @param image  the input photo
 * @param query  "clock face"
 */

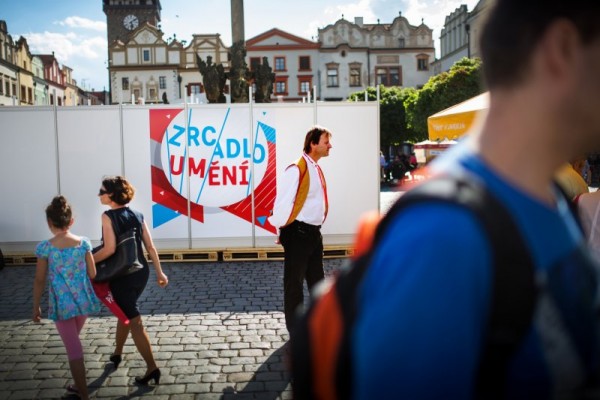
xmin=123 ymin=14 xmax=139 ymax=31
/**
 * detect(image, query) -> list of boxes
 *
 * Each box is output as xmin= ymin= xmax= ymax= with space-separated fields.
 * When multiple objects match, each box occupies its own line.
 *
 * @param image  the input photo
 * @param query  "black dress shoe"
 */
xmin=109 ymin=354 xmax=121 ymax=369
xmin=135 ymin=368 xmax=161 ymax=385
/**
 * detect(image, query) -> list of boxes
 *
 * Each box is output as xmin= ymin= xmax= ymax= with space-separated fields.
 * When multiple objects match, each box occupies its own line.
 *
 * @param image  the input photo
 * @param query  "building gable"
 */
xmin=247 ymin=28 xmax=318 ymax=50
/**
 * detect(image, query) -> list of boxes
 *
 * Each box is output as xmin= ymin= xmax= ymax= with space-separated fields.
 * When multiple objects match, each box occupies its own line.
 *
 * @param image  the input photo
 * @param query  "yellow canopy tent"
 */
xmin=427 ymin=92 xmax=489 ymax=141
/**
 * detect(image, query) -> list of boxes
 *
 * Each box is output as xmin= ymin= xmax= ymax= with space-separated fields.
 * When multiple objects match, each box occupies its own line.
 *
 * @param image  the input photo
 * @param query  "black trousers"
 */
xmin=279 ymin=220 xmax=324 ymax=333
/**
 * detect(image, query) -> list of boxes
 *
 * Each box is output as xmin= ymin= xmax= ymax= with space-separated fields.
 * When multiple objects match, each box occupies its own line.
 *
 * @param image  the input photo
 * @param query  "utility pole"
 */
xmin=231 ymin=0 xmax=245 ymax=44
xmin=229 ymin=0 xmax=249 ymax=102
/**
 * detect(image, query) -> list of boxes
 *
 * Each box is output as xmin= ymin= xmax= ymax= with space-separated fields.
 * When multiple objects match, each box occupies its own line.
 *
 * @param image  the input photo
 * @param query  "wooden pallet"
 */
xmin=222 ymin=245 xmax=354 ymax=262
xmin=222 ymin=248 xmax=285 ymax=262
xmin=2 ymin=246 xmax=353 ymax=265
xmin=3 ymin=253 xmax=37 ymax=266
xmin=156 ymin=249 xmax=219 ymax=262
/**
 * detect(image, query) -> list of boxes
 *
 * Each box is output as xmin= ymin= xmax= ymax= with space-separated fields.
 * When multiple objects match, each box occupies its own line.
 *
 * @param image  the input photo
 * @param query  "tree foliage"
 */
xmin=348 ymin=85 xmax=417 ymax=147
xmin=347 ymin=57 xmax=484 ymax=146
xmin=405 ymin=57 xmax=484 ymax=140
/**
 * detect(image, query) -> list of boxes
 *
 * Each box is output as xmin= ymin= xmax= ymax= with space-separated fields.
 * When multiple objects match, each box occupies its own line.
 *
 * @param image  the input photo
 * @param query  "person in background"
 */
xmin=379 ymin=151 xmax=387 ymax=182
xmin=94 ymin=176 xmax=168 ymax=385
xmin=582 ymin=158 xmax=592 ymax=186
xmin=555 ymin=157 xmax=590 ymax=200
xmin=269 ymin=126 xmax=332 ymax=334
xmin=408 ymin=152 xmax=418 ymax=171
xmin=352 ymin=0 xmax=600 ymax=398
xmin=577 ymin=190 xmax=600 ymax=260
xmin=33 ymin=196 xmax=100 ymax=400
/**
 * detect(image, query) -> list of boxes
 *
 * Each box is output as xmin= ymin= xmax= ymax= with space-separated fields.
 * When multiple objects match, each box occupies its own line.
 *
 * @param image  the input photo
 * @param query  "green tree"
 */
xmin=348 ymin=85 xmax=417 ymax=148
xmin=405 ymin=57 xmax=484 ymax=140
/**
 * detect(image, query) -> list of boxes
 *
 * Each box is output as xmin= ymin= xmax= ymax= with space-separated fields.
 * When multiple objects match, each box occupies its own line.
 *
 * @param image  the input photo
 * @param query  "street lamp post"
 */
xmin=465 ymin=23 xmax=471 ymax=58
xmin=177 ymin=74 xmax=182 ymax=99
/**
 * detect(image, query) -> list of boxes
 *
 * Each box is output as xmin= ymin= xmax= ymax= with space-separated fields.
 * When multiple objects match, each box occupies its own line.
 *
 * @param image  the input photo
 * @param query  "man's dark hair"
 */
xmin=481 ymin=0 xmax=600 ymax=89
xmin=303 ymin=126 xmax=332 ymax=154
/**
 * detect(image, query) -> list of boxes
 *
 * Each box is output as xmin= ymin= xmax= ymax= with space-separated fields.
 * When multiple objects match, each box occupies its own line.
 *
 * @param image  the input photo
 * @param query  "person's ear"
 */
xmin=539 ymin=19 xmax=581 ymax=84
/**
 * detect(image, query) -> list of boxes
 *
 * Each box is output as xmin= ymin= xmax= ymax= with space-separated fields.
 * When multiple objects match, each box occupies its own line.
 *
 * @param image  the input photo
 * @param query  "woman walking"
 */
xmin=93 ymin=176 xmax=168 ymax=385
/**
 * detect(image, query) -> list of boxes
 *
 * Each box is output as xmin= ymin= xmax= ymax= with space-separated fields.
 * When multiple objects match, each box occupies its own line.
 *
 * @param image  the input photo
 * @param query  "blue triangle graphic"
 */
xmin=152 ymin=203 xmax=181 ymax=228
xmin=258 ymin=122 xmax=276 ymax=144
xmin=257 ymin=216 xmax=268 ymax=226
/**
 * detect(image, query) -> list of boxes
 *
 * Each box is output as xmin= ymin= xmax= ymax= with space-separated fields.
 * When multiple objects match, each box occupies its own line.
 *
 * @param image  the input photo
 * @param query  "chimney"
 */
xmin=355 ymin=17 xmax=364 ymax=27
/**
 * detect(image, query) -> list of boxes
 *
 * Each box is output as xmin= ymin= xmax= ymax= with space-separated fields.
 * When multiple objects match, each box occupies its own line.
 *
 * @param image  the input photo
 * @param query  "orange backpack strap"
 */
xmin=352 ymin=210 xmax=382 ymax=259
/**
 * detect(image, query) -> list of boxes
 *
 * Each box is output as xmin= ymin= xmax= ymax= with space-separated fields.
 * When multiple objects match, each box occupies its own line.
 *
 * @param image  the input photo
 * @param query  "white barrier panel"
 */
xmin=0 ymin=102 xmax=379 ymax=252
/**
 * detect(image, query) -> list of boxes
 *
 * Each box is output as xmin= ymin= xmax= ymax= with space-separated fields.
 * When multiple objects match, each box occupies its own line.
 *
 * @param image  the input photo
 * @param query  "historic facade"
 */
xmin=0 ymin=20 xmax=98 ymax=107
xmin=467 ymin=0 xmax=491 ymax=60
xmin=0 ymin=20 xmax=19 ymax=106
xmin=182 ymin=34 xmax=230 ymax=102
xmin=38 ymin=54 xmax=66 ymax=106
xmin=31 ymin=56 xmax=48 ymax=105
xmin=107 ymin=20 xmax=229 ymax=104
xmin=432 ymin=0 xmax=491 ymax=74
xmin=15 ymin=37 xmax=34 ymax=105
xmin=432 ymin=5 xmax=469 ymax=75
xmin=246 ymin=28 xmax=320 ymax=102
xmin=318 ymin=14 xmax=434 ymax=100
xmin=103 ymin=0 xmax=162 ymax=46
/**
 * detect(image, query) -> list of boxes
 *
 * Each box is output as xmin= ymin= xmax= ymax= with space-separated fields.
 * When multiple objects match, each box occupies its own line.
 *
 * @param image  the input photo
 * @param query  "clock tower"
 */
xmin=103 ymin=0 xmax=162 ymax=45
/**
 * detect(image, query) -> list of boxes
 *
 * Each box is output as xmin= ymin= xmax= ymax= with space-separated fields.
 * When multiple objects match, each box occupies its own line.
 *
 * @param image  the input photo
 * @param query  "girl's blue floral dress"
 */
xmin=35 ymin=237 xmax=100 ymax=321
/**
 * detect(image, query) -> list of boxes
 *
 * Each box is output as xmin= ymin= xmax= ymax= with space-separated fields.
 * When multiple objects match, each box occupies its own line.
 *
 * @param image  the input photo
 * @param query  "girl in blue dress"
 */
xmin=33 ymin=196 xmax=100 ymax=400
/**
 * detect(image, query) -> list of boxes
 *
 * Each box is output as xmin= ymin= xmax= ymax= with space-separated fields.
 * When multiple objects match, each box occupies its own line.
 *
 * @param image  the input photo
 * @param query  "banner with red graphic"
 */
xmin=149 ymin=107 xmax=277 ymax=234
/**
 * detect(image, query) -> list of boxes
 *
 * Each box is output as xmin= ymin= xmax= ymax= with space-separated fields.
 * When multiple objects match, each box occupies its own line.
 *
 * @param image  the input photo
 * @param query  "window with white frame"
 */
xmin=376 ymin=67 xmax=401 ymax=86
xmin=327 ymin=66 xmax=339 ymax=87
xmin=275 ymin=81 xmax=286 ymax=94
xmin=349 ymin=64 xmax=361 ymax=87
xmin=417 ymin=55 xmax=429 ymax=71
xmin=274 ymin=57 xmax=286 ymax=71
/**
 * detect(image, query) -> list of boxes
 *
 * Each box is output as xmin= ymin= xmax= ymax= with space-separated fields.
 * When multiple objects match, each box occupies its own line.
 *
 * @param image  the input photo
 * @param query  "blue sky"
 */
xmin=1 ymin=0 xmax=479 ymax=92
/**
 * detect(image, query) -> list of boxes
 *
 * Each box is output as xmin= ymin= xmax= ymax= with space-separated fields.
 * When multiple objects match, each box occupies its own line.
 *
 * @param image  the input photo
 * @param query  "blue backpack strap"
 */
xmin=381 ymin=175 xmax=537 ymax=399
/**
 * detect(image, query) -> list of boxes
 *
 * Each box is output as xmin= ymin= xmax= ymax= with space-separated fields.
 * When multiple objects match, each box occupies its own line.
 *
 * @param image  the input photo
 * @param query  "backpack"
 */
xmin=291 ymin=174 xmax=539 ymax=400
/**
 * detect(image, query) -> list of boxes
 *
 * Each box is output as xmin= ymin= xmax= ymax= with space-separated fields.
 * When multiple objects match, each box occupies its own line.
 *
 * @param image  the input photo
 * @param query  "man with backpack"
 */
xmin=292 ymin=0 xmax=600 ymax=398
xmin=351 ymin=1 xmax=600 ymax=398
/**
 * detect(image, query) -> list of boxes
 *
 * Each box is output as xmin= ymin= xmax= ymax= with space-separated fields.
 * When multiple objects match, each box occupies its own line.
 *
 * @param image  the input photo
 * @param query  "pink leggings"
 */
xmin=55 ymin=315 xmax=87 ymax=360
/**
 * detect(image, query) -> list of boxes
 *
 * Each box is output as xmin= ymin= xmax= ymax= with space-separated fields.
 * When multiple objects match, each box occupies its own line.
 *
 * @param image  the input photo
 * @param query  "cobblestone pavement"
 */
xmin=0 ymin=259 xmax=345 ymax=399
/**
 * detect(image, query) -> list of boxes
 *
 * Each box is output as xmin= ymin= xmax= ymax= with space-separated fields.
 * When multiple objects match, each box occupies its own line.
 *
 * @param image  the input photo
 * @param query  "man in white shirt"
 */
xmin=269 ymin=126 xmax=332 ymax=334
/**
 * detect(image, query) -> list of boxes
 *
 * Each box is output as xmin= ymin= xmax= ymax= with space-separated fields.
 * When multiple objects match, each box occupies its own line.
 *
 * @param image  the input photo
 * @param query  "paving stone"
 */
xmin=0 ymin=259 xmax=344 ymax=397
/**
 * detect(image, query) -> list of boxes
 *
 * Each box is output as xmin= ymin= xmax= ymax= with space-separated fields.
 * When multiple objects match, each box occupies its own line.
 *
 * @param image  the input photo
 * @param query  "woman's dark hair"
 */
xmin=102 ymin=176 xmax=135 ymax=205
xmin=45 ymin=195 xmax=72 ymax=229
xmin=303 ymin=126 xmax=332 ymax=154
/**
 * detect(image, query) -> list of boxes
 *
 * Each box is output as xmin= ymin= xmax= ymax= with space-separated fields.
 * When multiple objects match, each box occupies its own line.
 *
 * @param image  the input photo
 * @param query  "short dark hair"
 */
xmin=102 ymin=176 xmax=135 ymax=205
xmin=481 ymin=0 xmax=600 ymax=89
xmin=303 ymin=126 xmax=332 ymax=154
xmin=45 ymin=195 xmax=72 ymax=229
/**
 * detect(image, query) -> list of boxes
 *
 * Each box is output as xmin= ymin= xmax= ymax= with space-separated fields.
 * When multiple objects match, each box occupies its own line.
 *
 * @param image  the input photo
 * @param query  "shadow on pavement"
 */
xmin=221 ymin=343 xmax=291 ymax=399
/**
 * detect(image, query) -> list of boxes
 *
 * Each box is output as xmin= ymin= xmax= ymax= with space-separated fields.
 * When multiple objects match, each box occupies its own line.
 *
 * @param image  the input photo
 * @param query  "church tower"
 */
xmin=103 ymin=0 xmax=162 ymax=45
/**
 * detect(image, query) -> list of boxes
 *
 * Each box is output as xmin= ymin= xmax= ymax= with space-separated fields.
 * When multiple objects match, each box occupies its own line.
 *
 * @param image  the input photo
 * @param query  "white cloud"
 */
xmin=57 ymin=16 xmax=106 ymax=32
xmin=23 ymin=31 xmax=106 ymax=64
